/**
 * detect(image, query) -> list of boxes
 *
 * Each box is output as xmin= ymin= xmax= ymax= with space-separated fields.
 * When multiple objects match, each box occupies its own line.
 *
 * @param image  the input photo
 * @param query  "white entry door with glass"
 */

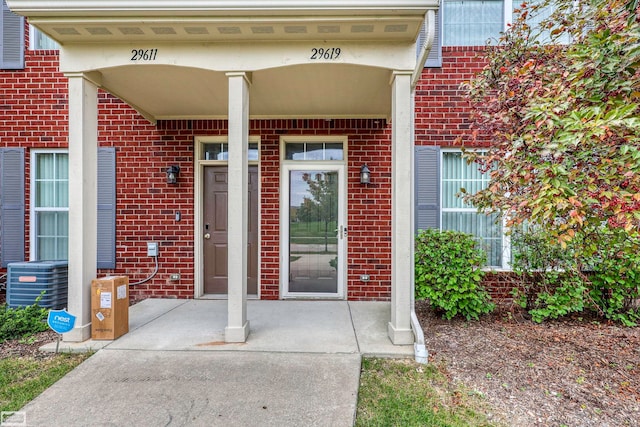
xmin=281 ymin=139 xmax=346 ymax=298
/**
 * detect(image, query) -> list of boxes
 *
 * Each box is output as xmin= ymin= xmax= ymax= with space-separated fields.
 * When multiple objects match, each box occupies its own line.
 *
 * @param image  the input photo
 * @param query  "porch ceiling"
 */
xmin=98 ymin=63 xmax=393 ymax=120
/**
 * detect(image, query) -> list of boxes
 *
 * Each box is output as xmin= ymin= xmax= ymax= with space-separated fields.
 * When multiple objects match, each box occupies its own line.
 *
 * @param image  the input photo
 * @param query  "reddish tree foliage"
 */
xmin=462 ymin=0 xmax=640 ymax=245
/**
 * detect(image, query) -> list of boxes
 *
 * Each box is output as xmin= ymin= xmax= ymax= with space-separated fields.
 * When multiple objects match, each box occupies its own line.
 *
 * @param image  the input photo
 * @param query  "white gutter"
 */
xmin=411 ymin=8 xmax=436 ymax=90
xmin=6 ymin=0 xmax=438 ymax=16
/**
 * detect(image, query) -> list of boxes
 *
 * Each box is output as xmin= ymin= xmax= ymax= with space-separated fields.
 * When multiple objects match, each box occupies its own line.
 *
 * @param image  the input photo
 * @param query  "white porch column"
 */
xmin=388 ymin=71 xmax=415 ymax=345
xmin=225 ymin=72 xmax=251 ymax=342
xmin=63 ymin=72 xmax=100 ymax=342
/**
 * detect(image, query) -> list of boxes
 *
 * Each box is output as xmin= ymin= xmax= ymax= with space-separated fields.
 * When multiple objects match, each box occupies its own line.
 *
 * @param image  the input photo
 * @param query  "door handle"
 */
xmin=204 ymin=233 xmax=211 ymax=240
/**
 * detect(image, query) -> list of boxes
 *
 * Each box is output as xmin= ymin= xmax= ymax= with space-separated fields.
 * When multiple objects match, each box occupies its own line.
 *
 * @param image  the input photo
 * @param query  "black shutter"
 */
xmin=97 ymin=147 xmax=116 ymax=269
xmin=1 ymin=0 xmax=25 ymax=69
xmin=0 ymin=147 xmax=25 ymax=267
xmin=415 ymin=146 xmax=440 ymax=232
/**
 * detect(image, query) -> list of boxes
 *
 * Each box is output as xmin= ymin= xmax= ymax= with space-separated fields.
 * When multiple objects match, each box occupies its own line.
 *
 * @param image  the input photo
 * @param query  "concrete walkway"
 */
xmin=18 ymin=300 xmax=413 ymax=426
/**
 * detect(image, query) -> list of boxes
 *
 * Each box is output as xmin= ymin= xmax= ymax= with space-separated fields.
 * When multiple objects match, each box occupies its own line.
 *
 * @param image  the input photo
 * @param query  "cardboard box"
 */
xmin=91 ymin=276 xmax=129 ymax=340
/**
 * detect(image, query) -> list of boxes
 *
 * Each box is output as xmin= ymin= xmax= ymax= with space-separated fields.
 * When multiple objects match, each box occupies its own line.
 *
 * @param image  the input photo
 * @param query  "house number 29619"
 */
xmin=131 ymin=49 xmax=158 ymax=61
xmin=310 ymin=48 xmax=341 ymax=60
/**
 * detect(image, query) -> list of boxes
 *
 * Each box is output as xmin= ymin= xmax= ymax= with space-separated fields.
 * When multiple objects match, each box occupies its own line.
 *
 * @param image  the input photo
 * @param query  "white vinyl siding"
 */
xmin=443 ymin=0 xmax=504 ymax=46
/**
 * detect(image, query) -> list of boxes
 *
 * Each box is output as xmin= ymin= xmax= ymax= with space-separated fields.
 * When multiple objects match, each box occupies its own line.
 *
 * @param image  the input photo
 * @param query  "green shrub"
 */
xmin=0 ymin=300 xmax=49 ymax=342
xmin=588 ymin=233 xmax=640 ymax=326
xmin=510 ymin=228 xmax=588 ymax=322
xmin=510 ymin=227 xmax=640 ymax=326
xmin=415 ymin=229 xmax=494 ymax=320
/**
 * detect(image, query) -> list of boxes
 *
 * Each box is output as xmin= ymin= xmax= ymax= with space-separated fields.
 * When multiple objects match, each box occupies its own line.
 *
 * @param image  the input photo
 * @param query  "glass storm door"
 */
xmin=283 ymin=165 xmax=345 ymax=297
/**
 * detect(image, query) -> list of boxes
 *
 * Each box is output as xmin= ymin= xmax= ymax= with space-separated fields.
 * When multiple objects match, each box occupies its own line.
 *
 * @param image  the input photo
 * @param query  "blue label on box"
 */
xmin=47 ymin=309 xmax=76 ymax=334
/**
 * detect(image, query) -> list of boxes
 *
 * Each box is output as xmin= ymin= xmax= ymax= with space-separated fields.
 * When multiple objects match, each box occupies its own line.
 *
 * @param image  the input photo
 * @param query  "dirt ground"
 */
xmin=416 ymin=300 xmax=640 ymax=427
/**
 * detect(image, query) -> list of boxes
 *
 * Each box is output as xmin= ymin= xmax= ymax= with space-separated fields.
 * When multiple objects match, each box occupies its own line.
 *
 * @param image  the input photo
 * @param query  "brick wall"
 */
xmin=250 ymin=119 xmax=393 ymax=301
xmin=1 ymin=44 xmax=396 ymax=300
xmin=2 ymin=44 xmax=515 ymax=302
xmin=415 ymin=46 xmax=515 ymax=300
xmin=415 ymin=46 xmax=489 ymax=148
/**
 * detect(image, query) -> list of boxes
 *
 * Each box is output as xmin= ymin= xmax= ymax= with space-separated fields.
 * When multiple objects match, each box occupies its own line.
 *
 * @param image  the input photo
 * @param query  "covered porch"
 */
xmin=7 ymin=0 xmax=438 ymax=345
xmin=44 ymin=298 xmax=414 ymax=357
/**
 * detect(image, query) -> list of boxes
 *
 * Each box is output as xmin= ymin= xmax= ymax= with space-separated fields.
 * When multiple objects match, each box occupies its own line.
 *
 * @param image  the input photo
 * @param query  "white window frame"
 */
xmin=29 ymin=25 xmax=59 ymax=50
xmin=279 ymin=135 xmax=348 ymax=299
xmin=440 ymin=148 xmax=511 ymax=269
xmin=30 ymin=149 xmax=68 ymax=261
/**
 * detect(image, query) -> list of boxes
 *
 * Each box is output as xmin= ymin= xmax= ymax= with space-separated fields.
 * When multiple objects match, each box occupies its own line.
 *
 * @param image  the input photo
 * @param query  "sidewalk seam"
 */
xmin=346 ymin=301 xmax=361 ymax=354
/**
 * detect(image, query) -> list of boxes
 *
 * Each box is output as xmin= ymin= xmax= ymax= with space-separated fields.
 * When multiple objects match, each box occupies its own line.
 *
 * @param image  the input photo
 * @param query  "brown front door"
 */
xmin=203 ymin=165 xmax=258 ymax=295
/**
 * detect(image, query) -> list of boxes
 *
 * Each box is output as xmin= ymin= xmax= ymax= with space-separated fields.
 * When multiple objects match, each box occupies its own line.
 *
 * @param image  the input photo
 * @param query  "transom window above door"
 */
xmin=285 ymin=142 xmax=344 ymax=161
xmin=202 ymin=142 xmax=259 ymax=161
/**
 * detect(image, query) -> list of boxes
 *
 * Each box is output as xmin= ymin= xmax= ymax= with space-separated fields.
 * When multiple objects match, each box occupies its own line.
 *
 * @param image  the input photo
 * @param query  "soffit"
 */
xmin=28 ymin=17 xmax=425 ymax=43
xmin=98 ymin=64 xmax=393 ymax=120
xmin=9 ymin=0 xmax=437 ymax=44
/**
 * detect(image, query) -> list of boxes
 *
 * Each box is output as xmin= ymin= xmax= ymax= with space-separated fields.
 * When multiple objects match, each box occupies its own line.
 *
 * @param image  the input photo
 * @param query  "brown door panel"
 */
xmin=203 ymin=165 xmax=258 ymax=295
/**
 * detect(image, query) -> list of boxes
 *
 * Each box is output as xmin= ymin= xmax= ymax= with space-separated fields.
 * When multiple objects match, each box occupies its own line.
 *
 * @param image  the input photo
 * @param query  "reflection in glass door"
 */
xmin=285 ymin=167 xmax=344 ymax=296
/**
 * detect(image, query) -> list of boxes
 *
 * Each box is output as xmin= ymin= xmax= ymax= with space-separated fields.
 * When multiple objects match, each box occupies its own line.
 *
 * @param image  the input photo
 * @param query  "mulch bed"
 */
xmin=0 ymin=330 xmax=60 ymax=360
xmin=416 ymin=300 xmax=640 ymax=427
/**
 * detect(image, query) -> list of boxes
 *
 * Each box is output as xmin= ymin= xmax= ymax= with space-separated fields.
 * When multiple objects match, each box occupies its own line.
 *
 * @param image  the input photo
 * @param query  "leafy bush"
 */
xmin=415 ymin=229 xmax=494 ymax=320
xmin=510 ymin=228 xmax=588 ymax=322
xmin=510 ymin=227 xmax=640 ymax=326
xmin=0 ymin=301 xmax=49 ymax=342
xmin=587 ymin=233 xmax=640 ymax=326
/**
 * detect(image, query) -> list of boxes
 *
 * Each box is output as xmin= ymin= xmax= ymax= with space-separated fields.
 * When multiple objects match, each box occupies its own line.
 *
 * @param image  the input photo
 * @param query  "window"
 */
xmin=2 ymin=148 xmax=115 ymax=267
xmin=285 ymin=142 xmax=344 ymax=161
xmin=31 ymin=151 xmax=69 ymax=260
xmin=441 ymin=151 xmax=505 ymax=267
xmin=414 ymin=147 xmax=509 ymax=268
xmin=202 ymin=142 xmax=259 ymax=161
xmin=29 ymin=25 xmax=59 ymax=50
xmin=443 ymin=0 xmax=504 ymax=46
xmin=423 ymin=0 xmax=562 ymax=65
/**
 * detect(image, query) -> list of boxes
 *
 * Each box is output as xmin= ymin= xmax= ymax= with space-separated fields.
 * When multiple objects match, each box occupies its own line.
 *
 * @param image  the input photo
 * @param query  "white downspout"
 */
xmin=410 ymin=9 xmax=436 ymax=364
xmin=411 ymin=9 xmax=436 ymax=90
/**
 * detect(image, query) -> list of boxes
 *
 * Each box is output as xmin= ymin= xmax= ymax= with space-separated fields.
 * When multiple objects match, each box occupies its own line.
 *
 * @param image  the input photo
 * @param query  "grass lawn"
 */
xmin=0 ymin=353 xmax=90 ymax=413
xmin=356 ymin=358 xmax=498 ymax=427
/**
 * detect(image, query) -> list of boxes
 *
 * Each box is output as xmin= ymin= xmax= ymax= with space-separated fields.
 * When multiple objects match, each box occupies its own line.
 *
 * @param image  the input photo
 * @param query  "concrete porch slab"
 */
xmin=349 ymin=301 xmax=414 ymax=358
xmin=42 ymin=298 xmax=414 ymax=358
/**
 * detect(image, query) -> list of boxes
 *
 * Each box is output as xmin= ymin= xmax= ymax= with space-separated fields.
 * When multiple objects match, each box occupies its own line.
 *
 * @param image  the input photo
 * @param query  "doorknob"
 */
xmin=204 ymin=233 xmax=211 ymax=240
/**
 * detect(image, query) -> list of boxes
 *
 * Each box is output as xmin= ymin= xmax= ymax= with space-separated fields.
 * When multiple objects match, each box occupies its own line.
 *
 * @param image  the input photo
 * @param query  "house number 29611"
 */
xmin=131 ymin=49 xmax=158 ymax=61
xmin=310 ymin=48 xmax=341 ymax=60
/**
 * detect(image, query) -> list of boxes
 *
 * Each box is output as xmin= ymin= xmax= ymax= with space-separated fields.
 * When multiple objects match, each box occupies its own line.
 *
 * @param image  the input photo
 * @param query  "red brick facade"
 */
xmin=2 ymin=42 xmax=504 ymax=302
xmin=415 ymin=46 xmax=488 ymax=148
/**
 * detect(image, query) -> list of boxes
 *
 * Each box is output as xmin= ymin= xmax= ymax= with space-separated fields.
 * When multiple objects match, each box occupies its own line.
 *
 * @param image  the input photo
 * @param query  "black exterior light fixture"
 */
xmin=166 ymin=165 xmax=180 ymax=184
xmin=360 ymin=164 xmax=371 ymax=185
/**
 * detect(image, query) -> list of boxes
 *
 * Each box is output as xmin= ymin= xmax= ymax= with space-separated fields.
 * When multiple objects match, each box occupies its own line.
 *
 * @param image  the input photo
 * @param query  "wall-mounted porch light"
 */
xmin=166 ymin=165 xmax=180 ymax=184
xmin=360 ymin=164 xmax=371 ymax=185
